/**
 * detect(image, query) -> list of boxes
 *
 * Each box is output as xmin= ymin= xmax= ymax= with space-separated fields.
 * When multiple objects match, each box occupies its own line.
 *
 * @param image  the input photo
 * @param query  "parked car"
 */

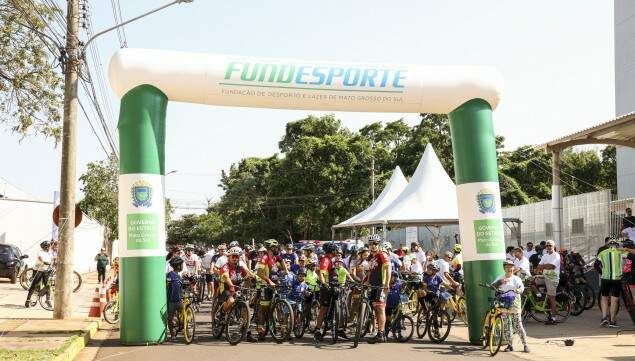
xmin=0 ymin=243 xmax=28 ymax=283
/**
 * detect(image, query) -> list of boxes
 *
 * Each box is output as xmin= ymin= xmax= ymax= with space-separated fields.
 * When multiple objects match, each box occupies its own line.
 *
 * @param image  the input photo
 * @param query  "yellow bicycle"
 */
xmin=479 ymin=283 xmax=513 ymax=356
xmin=168 ymin=280 xmax=196 ymax=344
xmin=446 ymin=289 xmax=468 ymax=325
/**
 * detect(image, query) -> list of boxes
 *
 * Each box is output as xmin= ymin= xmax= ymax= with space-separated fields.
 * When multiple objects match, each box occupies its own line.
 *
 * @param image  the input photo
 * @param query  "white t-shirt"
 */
xmin=523 ymin=249 xmax=536 ymax=259
xmin=201 ymin=251 xmax=215 ymax=270
xmin=214 ymin=255 xmax=228 ymax=269
xmin=35 ymin=250 xmax=53 ymax=271
xmin=513 ymin=256 xmax=530 ymax=275
xmin=506 ymin=253 xmax=514 ymax=261
xmin=623 ymin=227 xmax=635 ymax=241
xmin=435 ymin=259 xmax=450 ymax=277
xmin=538 ymin=251 xmax=561 ymax=280
xmin=414 ymin=249 xmax=426 ymax=265
xmin=492 ymin=274 xmax=525 ymax=312
xmin=183 ymin=254 xmax=200 ymax=274
xmin=409 ymin=261 xmax=424 ymax=274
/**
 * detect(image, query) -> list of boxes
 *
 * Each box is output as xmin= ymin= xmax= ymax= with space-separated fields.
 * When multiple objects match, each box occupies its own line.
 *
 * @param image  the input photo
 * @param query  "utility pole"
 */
xmin=54 ymin=0 xmax=79 ymax=319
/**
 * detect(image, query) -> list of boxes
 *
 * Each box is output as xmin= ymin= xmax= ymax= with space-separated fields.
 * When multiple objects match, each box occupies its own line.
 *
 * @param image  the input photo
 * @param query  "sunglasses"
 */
xmin=229 ymin=255 xmax=240 ymax=259
xmin=545 ymin=245 xmax=554 ymax=248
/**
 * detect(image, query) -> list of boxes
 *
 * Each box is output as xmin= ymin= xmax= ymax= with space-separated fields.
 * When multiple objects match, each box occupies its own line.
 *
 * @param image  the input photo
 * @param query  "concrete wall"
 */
xmin=615 ymin=0 xmax=635 ymax=198
xmin=0 ymin=198 xmax=106 ymax=273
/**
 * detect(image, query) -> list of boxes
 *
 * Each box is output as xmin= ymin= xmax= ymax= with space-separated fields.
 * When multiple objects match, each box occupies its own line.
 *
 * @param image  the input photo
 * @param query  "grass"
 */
xmin=0 ymin=333 xmax=81 ymax=361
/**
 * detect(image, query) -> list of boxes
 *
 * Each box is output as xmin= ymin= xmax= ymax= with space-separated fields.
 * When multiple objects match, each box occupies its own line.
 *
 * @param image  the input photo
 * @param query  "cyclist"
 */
xmin=492 ymin=260 xmax=529 ymax=353
xmin=290 ymin=268 xmax=309 ymax=311
xmin=350 ymin=247 xmax=370 ymax=281
xmin=201 ymin=247 xmax=215 ymax=300
xmin=255 ymin=239 xmax=284 ymax=338
xmin=304 ymin=259 xmax=319 ymax=292
xmin=438 ymin=251 xmax=461 ymax=294
xmin=183 ymin=246 xmax=201 ymax=275
xmin=334 ymin=257 xmax=354 ymax=285
xmin=597 ymin=239 xmax=628 ymax=327
xmin=450 ymin=244 xmax=463 ymax=277
xmin=534 ymin=239 xmax=560 ymax=325
xmin=291 ymin=255 xmax=306 ymax=274
xmin=25 ymin=241 xmax=54 ymax=308
xmin=313 ymin=242 xmax=340 ymax=342
xmin=420 ymin=263 xmax=452 ymax=306
xmin=382 ymin=241 xmax=403 ymax=273
xmin=366 ymin=238 xmax=391 ymax=344
xmin=385 ymin=271 xmax=402 ymax=325
xmin=303 ymin=244 xmax=318 ymax=265
xmin=218 ymin=247 xmax=253 ymax=313
xmin=166 ymin=256 xmax=184 ymax=335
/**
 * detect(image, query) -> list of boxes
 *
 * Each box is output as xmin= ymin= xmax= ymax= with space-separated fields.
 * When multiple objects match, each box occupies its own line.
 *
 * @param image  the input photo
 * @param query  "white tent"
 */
xmin=361 ymin=143 xmax=458 ymax=225
xmin=334 ymin=166 xmax=408 ymax=228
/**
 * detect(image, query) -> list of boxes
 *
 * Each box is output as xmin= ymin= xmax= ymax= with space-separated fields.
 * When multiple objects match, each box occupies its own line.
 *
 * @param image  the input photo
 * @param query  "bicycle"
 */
xmin=103 ymin=293 xmax=119 ymax=324
xmin=20 ymin=267 xmax=82 ymax=293
xmin=222 ymin=286 xmax=252 ymax=345
xmin=351 ymin=282 xmax=379 ymax=348
xmin=478 ymin=283 xmax=515 ymax=356
xmin=445 ymin=288 xmax=468 ymax=325
xmin=385 ymin=286 xmax=414 ymax=343
xmin=167 ymin=279 xmax=196 ymax=344
xmin=422 ymin=290 xmax=452 ymax=343
xmin=521 ymin=277 xmax=571 ymax=323
xmin=27 ymin=269 xmax=55 ymax=311
xmin=246 ymin=284 xmax=294 ymax=343
xmin=314 ymin=281 xmax=349 ymax=345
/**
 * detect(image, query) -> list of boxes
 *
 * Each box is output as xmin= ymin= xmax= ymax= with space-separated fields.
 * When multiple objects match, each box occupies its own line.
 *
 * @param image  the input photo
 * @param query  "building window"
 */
xmin=572 ymin=218 xmax=584 ymax=234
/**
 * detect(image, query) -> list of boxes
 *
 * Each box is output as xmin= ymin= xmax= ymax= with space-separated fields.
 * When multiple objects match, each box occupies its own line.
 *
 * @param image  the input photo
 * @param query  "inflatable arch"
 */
xmin=109 ymin=48 xmax=505 ymax=344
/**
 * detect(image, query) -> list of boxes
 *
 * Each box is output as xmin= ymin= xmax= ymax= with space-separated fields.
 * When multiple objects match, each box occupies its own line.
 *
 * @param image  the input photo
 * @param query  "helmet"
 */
xmin=40 ymin=241 xmax=50 ymax=249
xmin=608 ymin=239 xmax=620 ymax=247
xmin=169 ymin=256 xmax=184 ymax=268
xmin=333 ymin=256 xmax=343 ymax=264
xmin=264 ymin=239 xmax=279 ymax=248
xmin=323 ymin=242 xmax=340 ymax=255
xmin=427 ymin=263 xmax=440 ymax=272
xmin=503 ymin=260 xmax=514 ymax=267
xmin=315 ymin=247 xmax=324 ymax=255
xmin=453 ymin=244 xmax=462 ymax=252
xmin=227 ymin=246 xmax=242 ymax=256
xmin=257 ymin=246 xmax=267 ymax=252
xmin=229 ymin=241 xmax=240 ymax=248
xmin=185 ymin=244 xmax=194 ymax=251
xmin=305 ymin=259 xmax=316 ymax=266
xmin=381 ymin=241 xmax=393 ymax=252
xmin=299 ymin=255 xmax=307 ymax=261
xmin=302 ymin=244 xmax=314 ymax=251
xmin=297 ymin=268 xmax=307 ymax=276
xmin=349 ymin=245 xmax=358 ymax=254
xmin=358 ymin=246 xmax=369 ymax=254
xmin=622 ymin=239 xmax=634 ymax=248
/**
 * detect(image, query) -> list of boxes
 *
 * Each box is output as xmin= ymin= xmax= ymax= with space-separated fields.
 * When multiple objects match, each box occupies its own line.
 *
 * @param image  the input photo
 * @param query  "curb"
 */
xmin=52 ymin=319 xmax=101 ymax=361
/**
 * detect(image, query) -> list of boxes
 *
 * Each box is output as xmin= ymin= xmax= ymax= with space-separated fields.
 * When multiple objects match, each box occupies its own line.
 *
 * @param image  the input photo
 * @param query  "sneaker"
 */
xmin=504 ymin=345 xmax=514 ymax=352
xmin=608 ymin=321 xmax=619 ymax=328
xmin=367 ymin=332 xmax=385 ymax=344
xmin=600 ymin=316 xmax=609 ymax=327
xmin=313 ymin=331 xmax=323 ymax=343
xmin=545 ymin=317 xmax=556 ymax=325
xmin=24 ymin=300 xmax=30 ymax=308
xmin=523 ymin=345 xmax=530 ymax=353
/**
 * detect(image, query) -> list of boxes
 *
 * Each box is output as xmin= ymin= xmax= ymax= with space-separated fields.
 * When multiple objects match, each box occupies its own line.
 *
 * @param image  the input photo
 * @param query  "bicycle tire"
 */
xmin=457 ymin=297 xmax=468 ymax=325
xmin=480 ymin=311 xmax=490 ymax=349
xmin=570 ymin=289 xmax=585 ymax=316
xmin=183 ymin=305 xmax=196 ymax=344
xmin=72 ymin=271 xmax=82 ymax=293
xmin=270 ymin=299 xmax=293 ymax=343
xmin=427 ymin=308 xmax=451 ymax=343
xmin=211 ymin=302 xmax=225 ymax=339
xmin=330 ymin=299 xmax=340 ymax=344
xmin=582 ymin=284 xmax=595 ymax=310
xmin=488 ymin=315 xmax=503 ymax=356
xmin=416 ymin=307 xmax=428 ymax=339
xmin=38 ymin=291 xmax=54 ymax=311
xmin=306 ymin=299 xmax=320 ymax=333
xmin=226 ymin=301 xmax=249 ymax=345
xmin=293 ymin=307 xmax=305 ymax=338
xmin=103 ymin=300 xmax=119 ymax=324
xmin=352 ymin=299 xmax=367 ymax=348
xmin=20 ymin=268 xmax=35 ymax=290
xmin=557 ymin=293 xmax=572 ymax=320
xmin=393 ymin=314 xmax=414 ymax=343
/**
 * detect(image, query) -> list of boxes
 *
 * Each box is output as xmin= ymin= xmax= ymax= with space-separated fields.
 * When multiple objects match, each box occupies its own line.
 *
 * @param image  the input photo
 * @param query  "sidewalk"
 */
xmin=450 ymin=307 xmax=635 ymax=361
xmin=0 ymin=272 xmax=105 ymax=361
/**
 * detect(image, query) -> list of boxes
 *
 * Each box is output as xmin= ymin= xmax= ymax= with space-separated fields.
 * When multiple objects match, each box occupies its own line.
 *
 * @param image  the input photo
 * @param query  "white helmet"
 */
xmin=381 ymin=241 xmax=393 ymax=251
xmin=229 ymin=241 xmax=240 ymax=248
xmin=227 ymin=246 xmax=242 ymax=256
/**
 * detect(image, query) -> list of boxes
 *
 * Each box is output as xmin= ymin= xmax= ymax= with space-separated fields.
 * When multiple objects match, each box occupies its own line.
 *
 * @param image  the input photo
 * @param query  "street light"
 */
xmin=83 ymin=0 xmax=194 ymax=53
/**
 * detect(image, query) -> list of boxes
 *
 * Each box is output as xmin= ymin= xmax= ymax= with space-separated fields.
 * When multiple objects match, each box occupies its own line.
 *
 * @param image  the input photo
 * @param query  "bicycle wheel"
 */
xmin=330 ymin=301 xmax=340 ymax=344
xmin=353 ymin=299 xmax=367 ymax=348
xmin=183 ymin=305 xmax=196 ymax=344
xmin=103 ymin=300 xmax=120 ymax=324
xmin=20 ymin=268 xmax=35 ymax=290
xmin=210 ymin=303 xmax=225 ymax=339
xmin=447 ymin=299 xmax=456 ymax=322
xmin=427 ymin=309 xmax=451 ymax=343
xmin=270 ymin=299 xmax=293 ymax=343
xmin=226 ymin=301 xmax=249 ymax=345
xmin=416 ymin=307 xmax=428 ymax=339
xmin=556 ymin=293 xmax=571 ymax=321
xmin=457 ymin=297 xmax=468 ymax=325
xmin=393 ymin=314 xmax=414 ymax=343
xmin=38 ymin=291 xmax=54 ymax=311
xmin=488 ymin=315 xmax=503 ymax=356
xmin=307 ymin=299 xmax=320 ymax=333
xmin=582 ymin=284 xmax=595 ymax=310
xmin=72 ymin=271 xmax=82 ymax=293
xmin=480 ymin=311 xmax=490 ymax=349
xmin=293 ymin=307 xmax=305 ymax=338
xmin=570 ymin=289 xmax=585 ymax=316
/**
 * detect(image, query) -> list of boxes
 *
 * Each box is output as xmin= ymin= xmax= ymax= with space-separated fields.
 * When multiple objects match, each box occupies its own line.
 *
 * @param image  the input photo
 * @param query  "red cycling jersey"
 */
xmin=366 ymin=251 xmax=390 ymax=286
xmin=319 ymin=256 xmax=336 ymax=283
xmin=219 ymin=262 xmax=249 ymax=293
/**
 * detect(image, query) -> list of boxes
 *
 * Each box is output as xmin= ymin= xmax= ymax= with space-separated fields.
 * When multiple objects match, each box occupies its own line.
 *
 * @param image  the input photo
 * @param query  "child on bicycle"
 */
xmin=334 ymin=257 xmax=354 ymax=286
xmin=492 ymin=260 xmax=529 ymax=353
xmin=385 ymin=271 xmax=402 ymax=323
xmin=290 ymin=268 xmax=309 ymax=311
xmin=167 ymin=256 xmax=184 ymax=334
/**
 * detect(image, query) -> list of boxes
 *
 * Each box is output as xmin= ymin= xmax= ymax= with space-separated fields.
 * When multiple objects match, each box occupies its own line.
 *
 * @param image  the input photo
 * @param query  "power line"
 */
xmin=77 ymin=99 xmax=109 ymax=157
xmin=109 ymin=0 xmax=127 ymax=47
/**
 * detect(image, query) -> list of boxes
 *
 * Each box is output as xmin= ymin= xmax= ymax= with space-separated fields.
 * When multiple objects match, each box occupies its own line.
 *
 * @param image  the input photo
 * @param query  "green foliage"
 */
xmin=166 ymin=211 xmax=224 ymax=246
xmin=0 ymin=1 xmax=63 ymax=141
xmin=79 ymin=156 xmax=119 ymax=242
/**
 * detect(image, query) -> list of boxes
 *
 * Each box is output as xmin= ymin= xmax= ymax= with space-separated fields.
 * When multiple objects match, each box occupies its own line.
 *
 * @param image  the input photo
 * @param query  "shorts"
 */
xmin=369 ymin=288 xmax=386 ymax=306
xmin=535 ymin=276 xmax=559 ymax=296
xmin=167 ymin=301 xmax=182 ymax=322
xmin=319 ymin=285 xmax=335 ymax=307
xmin=205 ymin=273 xmax=214 ymax=283
xmin=600 ymin=279 xmax=621 ymax=298
xmin=218 ymin=289 xmax=233 ymax=303
xmin=259 ymin=287 xmax=274 ymax=306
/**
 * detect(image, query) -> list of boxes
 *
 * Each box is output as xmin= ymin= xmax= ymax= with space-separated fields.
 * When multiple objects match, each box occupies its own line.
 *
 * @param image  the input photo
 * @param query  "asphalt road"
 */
xmin=84 ymin=302 xmax=521 ymax=361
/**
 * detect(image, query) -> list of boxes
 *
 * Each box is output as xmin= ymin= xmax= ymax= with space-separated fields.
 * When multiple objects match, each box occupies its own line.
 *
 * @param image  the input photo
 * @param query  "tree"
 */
xmin=0 ymin=1 xmax=63 ymax=141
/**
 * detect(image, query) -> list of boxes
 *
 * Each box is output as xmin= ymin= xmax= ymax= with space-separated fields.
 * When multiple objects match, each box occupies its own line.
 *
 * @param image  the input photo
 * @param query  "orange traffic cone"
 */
xmin=98 ymin=287 xmax=107 ymax=317
xmin=88 ymin=287 xmax=101 ymax=317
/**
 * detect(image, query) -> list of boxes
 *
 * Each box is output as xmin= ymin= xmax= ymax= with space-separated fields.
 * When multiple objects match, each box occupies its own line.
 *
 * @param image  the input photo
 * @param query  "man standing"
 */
xmin=535 ymin=240 xmax=560 ymax=325
xmin=183 ymin=246 xmax=201 ymax=275
xmin=411 ymin=242 xmax=426 ymax=266
xmin=622 ymin=208 xmax=635 ymax=240
xmin=366 ymin=238 xmax=391 ymax=344
xmin=201 ymin=247 xmax=215 ymax=300
xmin=94 ymin=248 xmax=109 ymax=286
xmin=313 ymin=242 xmax=339 ymax=342
xmin=513 ymin=247 xmax=531 ymax=279
xmin=523 ymin=242 xmax=536 ymax=260
xmin=597 ymin=240 xmax=628 ymax=327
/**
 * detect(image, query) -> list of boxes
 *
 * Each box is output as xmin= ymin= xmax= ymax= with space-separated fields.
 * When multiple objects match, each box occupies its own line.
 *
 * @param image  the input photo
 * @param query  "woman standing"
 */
xmin=95 ymin=248 xmax=109 ymax=287
xmin=492 ymin=260 xmax=529 ymax=353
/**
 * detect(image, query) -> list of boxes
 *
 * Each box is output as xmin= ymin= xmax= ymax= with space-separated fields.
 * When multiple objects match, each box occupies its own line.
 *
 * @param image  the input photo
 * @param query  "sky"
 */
xmin=0 ymin=0 xmax=615 ymax=216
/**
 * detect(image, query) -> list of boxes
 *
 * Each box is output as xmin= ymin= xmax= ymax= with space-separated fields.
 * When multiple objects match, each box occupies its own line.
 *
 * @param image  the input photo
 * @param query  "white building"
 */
xmin=615 ymin=1 xmax=635 ymax=199
xmin=0 ymin=177 xmax=106 ymax=273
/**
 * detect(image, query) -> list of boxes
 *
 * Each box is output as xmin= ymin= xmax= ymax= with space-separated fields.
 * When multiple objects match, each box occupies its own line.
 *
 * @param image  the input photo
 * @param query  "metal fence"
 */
xmin=502 ymin=190 xmax=612 ymax=261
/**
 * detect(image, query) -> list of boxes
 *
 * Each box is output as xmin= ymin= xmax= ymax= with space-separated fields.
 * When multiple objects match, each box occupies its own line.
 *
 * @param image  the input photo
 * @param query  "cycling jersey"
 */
xmin=219 ymin=262 xmax=249 ymax=293
xmin=318 ymin=255 xmax=336 ymax=283
xmin=335 ymin=266 xmax=348 ymax=285
xmin=166 ymin=271 xmax=182 ymax=302
xmin=255 ymin=254 xmax=283 ymax=285
xmin=597 ymin=248 xmax=628 ymax=280
xmin=367 ymin=251 xmax=390 ymax=286
xmin=183 ymin=254 xmax=200 ymax=274
xmin=422 ymin=273 xmax=444 ymax=294
xmin=290 ymin=279 xmax=308 ymax=302
xmin=305 ymin=268 xmax=319 ymax=291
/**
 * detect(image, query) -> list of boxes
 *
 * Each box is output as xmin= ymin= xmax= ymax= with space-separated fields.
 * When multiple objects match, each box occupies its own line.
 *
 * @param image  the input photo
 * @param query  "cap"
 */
xmin=503 ymin=260 xmax=514 ymax=267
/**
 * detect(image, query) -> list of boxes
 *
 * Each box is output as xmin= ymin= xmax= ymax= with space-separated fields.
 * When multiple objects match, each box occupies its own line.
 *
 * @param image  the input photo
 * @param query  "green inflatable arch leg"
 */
xmin=117 ymin=84 xmax=169 ymax=345
xmin=449 ymin=98 xmax=506 ymax=344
